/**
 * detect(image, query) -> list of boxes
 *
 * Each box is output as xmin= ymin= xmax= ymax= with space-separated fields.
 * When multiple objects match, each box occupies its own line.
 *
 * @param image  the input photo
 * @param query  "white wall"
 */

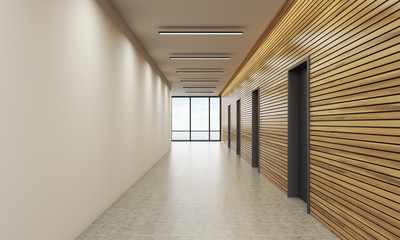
xmin=0 ymin=1 xmax=171 ymax=239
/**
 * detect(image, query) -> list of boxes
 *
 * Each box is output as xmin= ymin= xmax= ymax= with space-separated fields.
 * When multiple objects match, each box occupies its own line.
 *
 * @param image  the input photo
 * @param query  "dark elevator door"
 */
xmin=288 ymin=61 xmax=308 ymax=205
xmin=236 ymin=99 xmax=240 ymax=155
xmin=252 ymin=90 xmax=259 ymax=168
xmin=228 ymin=105 xmax=231 ymax=148
xmin=297 ymin=66 xmax=307 ymax=202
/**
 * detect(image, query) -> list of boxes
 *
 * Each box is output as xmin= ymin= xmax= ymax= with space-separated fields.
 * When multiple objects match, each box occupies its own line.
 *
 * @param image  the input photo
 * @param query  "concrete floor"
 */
xmin=77 ymin=142 xmax=338 ymax=240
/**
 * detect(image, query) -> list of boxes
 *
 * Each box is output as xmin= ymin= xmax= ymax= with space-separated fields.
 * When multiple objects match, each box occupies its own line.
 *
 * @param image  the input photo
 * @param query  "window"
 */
xmin=171 ymin=98 xmax=190 ymax=140
xmin=210 ymin=97 xmax=220 ymax=140
xmin=172 ymin=97 xmax=220 ymax=141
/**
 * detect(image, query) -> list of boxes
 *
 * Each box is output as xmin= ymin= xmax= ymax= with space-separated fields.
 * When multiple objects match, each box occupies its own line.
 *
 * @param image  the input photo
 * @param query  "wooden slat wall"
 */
xmin=221 ymin=0 xmax=400 ymax=238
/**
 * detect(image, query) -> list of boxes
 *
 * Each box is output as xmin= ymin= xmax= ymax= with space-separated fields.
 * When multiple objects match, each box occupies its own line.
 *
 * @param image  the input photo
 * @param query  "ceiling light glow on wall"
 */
xmin=170 ymin=57 xmax=231 ymax=60
xmin=159 ymin=31 xmax=243 ymax=35
xmin=176 ymin=71 xmax=224 ymax=74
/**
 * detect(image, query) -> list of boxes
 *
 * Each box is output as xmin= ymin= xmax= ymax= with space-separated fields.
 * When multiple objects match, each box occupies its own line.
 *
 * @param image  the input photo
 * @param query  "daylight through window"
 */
xmin=172 ymin=97 xmax=220 ymax=141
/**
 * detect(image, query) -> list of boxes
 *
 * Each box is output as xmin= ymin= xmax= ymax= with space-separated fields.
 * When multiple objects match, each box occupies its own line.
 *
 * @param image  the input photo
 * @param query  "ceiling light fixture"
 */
xmin=181 ymin=78 xmax=220 ymax=80
xmin=159 ymin=31 xmax=243 ymax=36
xmin=185 ymin=91 xmax=214 ymax=94
xmin=170 ymin=57 xmax=231 ymax=60
xmin=176 ymin=71 xmax=224 ymax=74
xmin=180 ymin=80 xmax=219 ymax=83
xmin=183 ymin=86 xmax=216 ymax=88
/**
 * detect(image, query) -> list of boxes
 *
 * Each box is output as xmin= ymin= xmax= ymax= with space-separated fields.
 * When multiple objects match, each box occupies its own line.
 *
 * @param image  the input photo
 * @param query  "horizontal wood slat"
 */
xmin=221 ymin=0 xmax=400 ymax=239
xmin=311 ymin=171 xmax=400 ymax=227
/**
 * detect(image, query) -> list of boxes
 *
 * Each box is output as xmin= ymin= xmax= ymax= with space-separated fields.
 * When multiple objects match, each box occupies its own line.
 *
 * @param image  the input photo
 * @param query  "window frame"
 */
xmin=171 ymin=96 xmax=221 ymax=142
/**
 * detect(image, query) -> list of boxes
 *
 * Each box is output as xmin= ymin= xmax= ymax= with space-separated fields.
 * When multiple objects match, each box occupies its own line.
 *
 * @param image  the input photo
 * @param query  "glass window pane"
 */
xmin=172 ymin=132 xmax=190 ymax=140
xmin=172 ymin=98 xmax=190 ymax=131
xmin=210 ymin=97 xmax=220 ymax=131
xmin=172 ymin=97 xmax=220 ymax=141
xmin=191 ymin=98 xmax=209 ymax=131
xmin=210 ymin=132 xmax=220 ymax=141
xmin=191 ymin=132 xmax=209 ymax=141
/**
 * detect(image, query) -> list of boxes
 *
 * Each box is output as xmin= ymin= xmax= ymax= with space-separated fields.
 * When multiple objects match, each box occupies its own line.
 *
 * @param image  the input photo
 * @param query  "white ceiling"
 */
xmin=110 ymin=0 xmax=286 ymax=96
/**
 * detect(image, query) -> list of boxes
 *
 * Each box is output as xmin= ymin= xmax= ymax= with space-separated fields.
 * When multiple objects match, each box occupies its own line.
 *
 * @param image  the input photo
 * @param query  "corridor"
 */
xmin=77 ymin=142 xmax=337 ymax=239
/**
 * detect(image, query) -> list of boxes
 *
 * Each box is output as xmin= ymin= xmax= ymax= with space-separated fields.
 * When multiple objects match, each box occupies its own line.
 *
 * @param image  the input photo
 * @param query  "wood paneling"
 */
xmin=221 ymin=0 xmax=400 ymax=238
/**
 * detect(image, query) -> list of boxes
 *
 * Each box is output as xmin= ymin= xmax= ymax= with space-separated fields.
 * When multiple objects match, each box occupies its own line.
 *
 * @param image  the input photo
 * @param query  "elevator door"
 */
xmin=288 ymin=59 xmax=309 ymax=209
xmin=236 ymin=99 xmax=241 ymax=155
xmin=228 ymin=105 xmax=231 ymax=148
xmin=252 ymin=90 xmax=259 ymax=168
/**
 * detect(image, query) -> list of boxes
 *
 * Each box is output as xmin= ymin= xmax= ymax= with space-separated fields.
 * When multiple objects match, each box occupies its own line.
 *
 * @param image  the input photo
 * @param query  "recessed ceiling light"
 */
xmin=183 ymin=86 xmax=216 ymax=88
xmin=180 ymin=80 xmax=219 ymax=83
xmin=159 ymin=31 xmax=243 ymax=35
xmin=170 ymin=57 xmax=231 ymax=60
xmin=176 ymin=71 xmax=224 ymax=74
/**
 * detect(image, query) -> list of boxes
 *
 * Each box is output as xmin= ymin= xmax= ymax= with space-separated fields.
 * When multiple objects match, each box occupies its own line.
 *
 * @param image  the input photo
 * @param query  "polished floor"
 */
xmin=77 ymin=142 xmax=338 ymax=240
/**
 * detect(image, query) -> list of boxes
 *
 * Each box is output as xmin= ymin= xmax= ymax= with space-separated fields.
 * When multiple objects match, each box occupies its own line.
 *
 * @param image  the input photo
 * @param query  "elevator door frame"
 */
xmin=236 ymin=99 xmax=241 ymax=155
xmin=228 ymin=105 xmax=231 ymax=148
xmin=252 ymin=89 xmax=260 ymax=169
xmin=287 ymin=57 xmax=310 ymax=214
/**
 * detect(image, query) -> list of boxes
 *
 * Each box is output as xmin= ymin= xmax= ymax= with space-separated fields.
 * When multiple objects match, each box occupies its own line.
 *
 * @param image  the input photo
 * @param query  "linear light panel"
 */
xmin=176 ymin=71 xmax=224 ymax=74
xmin=181 ymin=78 xmax=220 ymax=80
xmin=183 ymin=86 xmax=216 ymax=88
xmin=159 ymin=31 xmax=243 ymax=35
xmin=185 ymin=91 xmax=214 ymax=93
xmin=180 ymin=80 xmax=219 ymax=83
xmin=170 ymin=57 xmax=231 ymax=60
